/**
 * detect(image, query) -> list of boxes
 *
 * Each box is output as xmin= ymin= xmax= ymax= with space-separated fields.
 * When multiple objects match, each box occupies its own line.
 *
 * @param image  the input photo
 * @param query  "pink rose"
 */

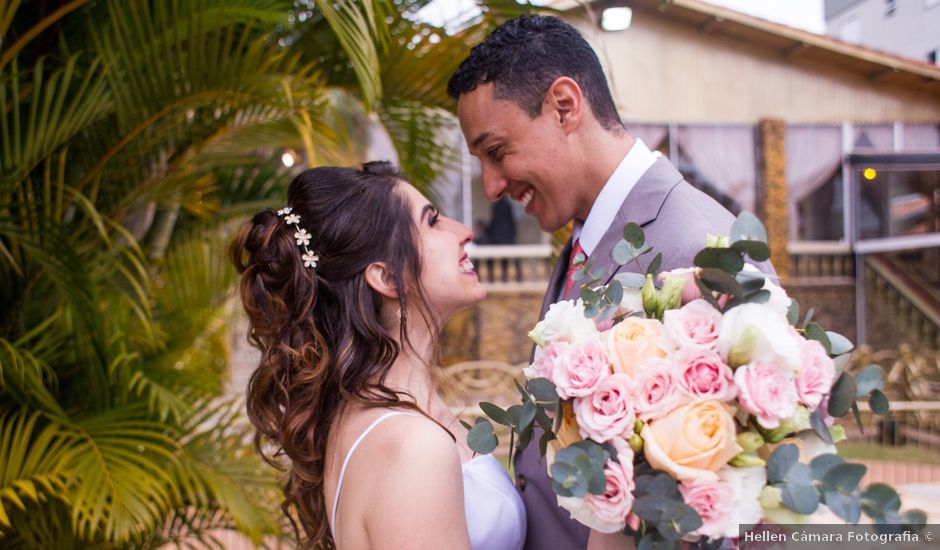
xmin=658 ymin=267 xmax=703 ymax=304
xmin=583 ymin=448 xmax=636 ymax=530
xmin=633 ymin=358 xmax=685 ymax=421
xmin=574 ymin=373 xmax=636 ymax=443
xmin=734 ymin=361 xmax=799 ymax=429
xmin=675 ymin=347 xmax=736 ymax=402
xmin=661 ymin=299 xmax=722 ymax=352
xmin=796 ymin=339 xmax=837 ymax=409
xmin=553 ymin=342 xmax=610 ymax=399
xmin=679 ymin=479 xmax=734 ymax=541
xmin=525 ymin=341 xmax=570 ymax=381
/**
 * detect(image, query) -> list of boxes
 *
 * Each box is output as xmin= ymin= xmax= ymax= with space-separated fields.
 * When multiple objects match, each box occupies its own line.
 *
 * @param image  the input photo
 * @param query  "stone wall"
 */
xmin=784 ymin=281 xmax=857 ymax=340
xmin=441 ymin=288 xmax=546 ymax=367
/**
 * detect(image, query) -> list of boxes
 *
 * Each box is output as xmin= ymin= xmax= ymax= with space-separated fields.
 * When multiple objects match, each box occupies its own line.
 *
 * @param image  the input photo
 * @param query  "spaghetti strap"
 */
xmin=330 ymin=411 xmax=420 ymax=543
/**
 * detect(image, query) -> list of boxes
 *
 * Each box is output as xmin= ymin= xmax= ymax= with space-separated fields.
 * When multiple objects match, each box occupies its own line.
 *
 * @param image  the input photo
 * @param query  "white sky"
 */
xmin=415 ymin=0 xmax=827 ymax=34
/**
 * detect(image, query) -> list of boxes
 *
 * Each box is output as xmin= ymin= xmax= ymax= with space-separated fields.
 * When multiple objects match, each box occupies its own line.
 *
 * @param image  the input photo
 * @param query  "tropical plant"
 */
xmin=0 ymin=0 xmax=551 ymax=545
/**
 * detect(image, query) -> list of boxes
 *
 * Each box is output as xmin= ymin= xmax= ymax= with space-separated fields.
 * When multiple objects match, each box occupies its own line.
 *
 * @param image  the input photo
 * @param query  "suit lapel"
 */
xmin=538 ymin=238 xmax=572 ymax=318
xmin=590 ymin=157 xmax=684 ymax=284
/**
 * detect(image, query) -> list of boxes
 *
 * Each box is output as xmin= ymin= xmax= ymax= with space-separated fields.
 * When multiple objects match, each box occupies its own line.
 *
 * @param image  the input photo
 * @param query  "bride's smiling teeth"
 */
xmin=518 ymin=188 xmax=534 ymax=208
xmin=459 ymin=257 xmax=475 ymax=274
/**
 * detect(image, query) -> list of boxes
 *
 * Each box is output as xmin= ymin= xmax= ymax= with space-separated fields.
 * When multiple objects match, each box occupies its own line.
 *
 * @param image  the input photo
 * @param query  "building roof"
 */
xmin=555 ymin=0 xmax=940 ymax=97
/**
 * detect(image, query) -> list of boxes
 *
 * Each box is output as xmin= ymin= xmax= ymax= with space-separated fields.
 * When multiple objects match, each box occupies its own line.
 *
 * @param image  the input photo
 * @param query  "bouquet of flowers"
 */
xmin=466 ymin=213 xmax=924 ymax=548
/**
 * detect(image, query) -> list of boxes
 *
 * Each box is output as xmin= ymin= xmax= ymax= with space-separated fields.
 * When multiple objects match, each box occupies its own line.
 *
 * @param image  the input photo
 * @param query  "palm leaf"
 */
xmin=313 ymin=0 xmax=392 ymax=110
xmin=0 ymin=409 xmax=75 ymax=533
xmin=66 ymin=408 xmax=180 ymax=543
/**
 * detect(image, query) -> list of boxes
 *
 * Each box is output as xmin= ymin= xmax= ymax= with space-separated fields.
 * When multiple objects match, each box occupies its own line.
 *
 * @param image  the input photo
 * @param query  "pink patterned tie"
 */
xmin=562 ymin=239 xmax=584 ymax=300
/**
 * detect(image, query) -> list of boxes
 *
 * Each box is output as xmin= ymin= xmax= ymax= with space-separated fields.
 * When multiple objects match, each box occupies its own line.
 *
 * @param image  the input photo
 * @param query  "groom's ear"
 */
xmin=545 ymin=77 xmax=583 ymax=133
xmin=364 ymin=261 xmax=399 ymax=299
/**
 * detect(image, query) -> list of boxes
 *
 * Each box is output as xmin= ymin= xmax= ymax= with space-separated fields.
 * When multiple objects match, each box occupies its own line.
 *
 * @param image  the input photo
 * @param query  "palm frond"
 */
xmin=0 ymin=339 xmax=65 ymax=419
xmin=66 ymin=408 xmax=180 ymax=543
xmin=378 ymin=100 xmax=459 ymax=193
xmin=0 ymin=55 xmax=112 ymax=186
xmin=312 ymin=0 xmax=391 ymax=110
xmin=0 ymin=409 xmax=75 ymax=533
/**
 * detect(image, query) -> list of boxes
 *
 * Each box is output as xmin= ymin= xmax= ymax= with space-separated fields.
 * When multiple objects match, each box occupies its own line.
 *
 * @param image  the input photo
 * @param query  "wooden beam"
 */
xmin=698 ymin=16 xmax=723 ymax=34
xmin=756 ymin=119 xmax=789 ymax=280
xmin=781 ymin=42 xmax=810 ymax=60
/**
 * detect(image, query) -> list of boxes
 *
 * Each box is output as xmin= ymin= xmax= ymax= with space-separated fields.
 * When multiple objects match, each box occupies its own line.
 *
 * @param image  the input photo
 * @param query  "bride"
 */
xmin=231 ymin=161 xmax=525 ymax=549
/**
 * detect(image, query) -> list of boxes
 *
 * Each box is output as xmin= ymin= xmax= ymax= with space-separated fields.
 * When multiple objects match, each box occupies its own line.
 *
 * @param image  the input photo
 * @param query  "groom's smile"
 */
xmin=457 ymin=82 xmax=584 ymax=233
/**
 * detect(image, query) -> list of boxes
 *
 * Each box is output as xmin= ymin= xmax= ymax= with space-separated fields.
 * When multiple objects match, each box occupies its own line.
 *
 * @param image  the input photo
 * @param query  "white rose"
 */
xmin=529 ymin=299 xmax=599 ymax=347
xmin=556 ymin=495 xmax=625 ymax=534
xmin=717 ymin=466 xmax=766 ymax=537
xmin=617 ymin=287 xmax=644 ymax=317
xmin=716 ymin=303 xmax=801 ymax=374
xmin=740 ymin=265 xmax=791 ymax=319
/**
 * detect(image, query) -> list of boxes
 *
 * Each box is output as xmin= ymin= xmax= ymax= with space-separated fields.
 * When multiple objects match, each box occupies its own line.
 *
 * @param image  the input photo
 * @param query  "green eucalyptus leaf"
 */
xmin=580 ymin=286 xmax=598 ymax=303
xmin=787 ymin=299 xmax=800 ymax=326
xmin=460 ymin=419 xmax=473 ymax=431
xmin=623 ymin=223 xmax=645 ymax=248
xmin=731 ymin=239 xmax=771 ymax=262
xmin=699 ymin=267 xmax=745 ymax=298
xmin=519 ymin=401 xmax=537 ymax=432
xmin=899 ymin=509 xmax=927 ymax=528
xmin=731 ymin=212 xmax=768 ymax=243
xmin=781 ymin=466 xmax=820 ymax=514
xmin=810 ymin=453 xmax=845 ymax=481
xmin=826 ymin=331 xmax=854 ymax=356
xmin=861 ymin=483 xmax=901 ymax=519
xmin=822 ymin=463 xmax=867 ymax=493
xmin=467 ymin=420 xmax=498 ymax=454
xmin=528 ymin=378 xmax=559 ymax=404
xmin=869 ymin=389 xmax=890 ymax=415
xmin=613 ymin=240 xmax=639 ymax=265
xmin=828 ymin=372 xmax=857 ymax=417
xmin=506 ymin=404 xmax=522 ymax=426
xmin=801 ymin=307 xmax=816 ymax=328
xmin=694 ymin=248 xmax=745 ymax=273
xmin=767 ymin=443 xmax=799 ymax=484
xmin=614 ymin=272 xmax=647 ymax=289
xmin=606 ymin=280 xmax=624 ymax=306
xmin=480 ymin=402 xmax=513 ymax=427
xmin=647 ymin=253 xmax=663 ymax=278
xmin=810 ymin=409 xmax=835 ymax=444
xmin=550 ymin=461 xmax=585 ymax=497
xmin=539 ymin=430 xmax=556 ymax=458
xmin=745 ymin=289 xmax=771 ymax=304
xmin=804 ymin=323 xmax=831 ymax=354
xmin=825 ymin=491 xmax=861 ymax=523
xmin=855 ymin=365 xmax=885 ymax=398
xmin=518 ymin=424 xmax=534 ymax=450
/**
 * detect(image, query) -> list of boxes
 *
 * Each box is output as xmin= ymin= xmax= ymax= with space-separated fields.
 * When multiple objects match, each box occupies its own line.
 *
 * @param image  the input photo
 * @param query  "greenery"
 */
xmin=0 ymin=0 xmax=549 ymax=546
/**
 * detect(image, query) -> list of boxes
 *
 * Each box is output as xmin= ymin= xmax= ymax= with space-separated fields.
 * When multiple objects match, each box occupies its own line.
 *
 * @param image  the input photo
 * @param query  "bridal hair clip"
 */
xmin=277 ymin=206 xmax=319 ymax=269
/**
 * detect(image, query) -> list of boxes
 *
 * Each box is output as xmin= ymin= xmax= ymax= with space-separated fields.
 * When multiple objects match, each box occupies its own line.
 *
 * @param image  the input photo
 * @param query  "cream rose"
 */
xmin=604 ymin=317 xmax=666 ymax=377
xmin=642 ymin=400 xmax=742 ymax=481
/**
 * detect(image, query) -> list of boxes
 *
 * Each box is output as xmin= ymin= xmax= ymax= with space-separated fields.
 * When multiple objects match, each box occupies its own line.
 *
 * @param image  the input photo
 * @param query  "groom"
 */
xmin=449 ymin=14 xmax=756 ymax=550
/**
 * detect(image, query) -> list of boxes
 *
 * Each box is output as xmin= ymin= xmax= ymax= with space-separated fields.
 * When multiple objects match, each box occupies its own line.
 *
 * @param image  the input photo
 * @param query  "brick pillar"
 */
xmin=756 ymin=118 xmax=789 ymax=280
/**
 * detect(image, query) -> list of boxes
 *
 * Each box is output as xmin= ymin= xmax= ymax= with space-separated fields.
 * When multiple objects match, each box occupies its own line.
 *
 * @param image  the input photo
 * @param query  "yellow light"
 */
xmin=863 ymin=168 xmax=877 ymax=180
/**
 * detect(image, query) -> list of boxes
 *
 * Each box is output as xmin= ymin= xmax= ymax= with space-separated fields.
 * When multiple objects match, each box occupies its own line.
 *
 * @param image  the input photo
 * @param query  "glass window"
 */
xmin=855 ymin=166 xmax=940 ymax=240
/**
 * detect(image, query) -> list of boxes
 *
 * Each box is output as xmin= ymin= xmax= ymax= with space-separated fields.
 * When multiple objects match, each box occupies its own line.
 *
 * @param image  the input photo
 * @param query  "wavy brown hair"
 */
xmin=230 ymin=161 xmax=441 ymax=548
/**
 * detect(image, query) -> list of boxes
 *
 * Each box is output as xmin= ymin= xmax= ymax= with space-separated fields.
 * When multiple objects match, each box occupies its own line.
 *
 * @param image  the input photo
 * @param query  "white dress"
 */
xmin=330 ymin=411 xmax=526 ymax=549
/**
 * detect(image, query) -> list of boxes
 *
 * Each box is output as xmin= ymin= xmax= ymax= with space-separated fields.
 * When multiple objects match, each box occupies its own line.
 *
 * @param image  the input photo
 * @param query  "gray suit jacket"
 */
xmin=516 ymin=157 xmax=745 ymax=550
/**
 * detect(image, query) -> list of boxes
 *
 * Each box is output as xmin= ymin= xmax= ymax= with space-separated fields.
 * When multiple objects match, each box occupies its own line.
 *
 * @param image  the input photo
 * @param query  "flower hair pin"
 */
xmin=277 ymin=206 xmax=319 ymax=269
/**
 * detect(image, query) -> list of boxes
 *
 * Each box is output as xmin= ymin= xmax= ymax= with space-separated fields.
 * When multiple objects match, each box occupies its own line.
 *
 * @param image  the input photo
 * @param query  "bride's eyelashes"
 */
xmin=429 ymin=210 xmax=440 ymax=227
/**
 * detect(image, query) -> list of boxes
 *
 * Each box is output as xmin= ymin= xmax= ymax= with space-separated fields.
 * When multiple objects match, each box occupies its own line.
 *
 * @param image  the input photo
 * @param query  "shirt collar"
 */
xmin=573 ymin=138 xmax=659 ymax=255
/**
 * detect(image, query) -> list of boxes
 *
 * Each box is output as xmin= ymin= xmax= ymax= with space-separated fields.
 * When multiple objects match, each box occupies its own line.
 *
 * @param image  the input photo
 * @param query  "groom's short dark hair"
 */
xmin=447 ymin=14 xmax=623 ymax=131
